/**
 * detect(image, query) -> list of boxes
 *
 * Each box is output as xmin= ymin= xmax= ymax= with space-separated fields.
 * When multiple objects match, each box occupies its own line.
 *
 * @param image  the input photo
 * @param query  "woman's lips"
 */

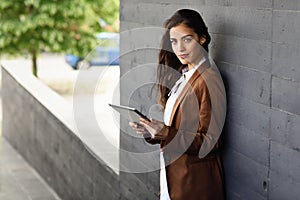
xmin=178 ymin=54 xmax=188 ymax=59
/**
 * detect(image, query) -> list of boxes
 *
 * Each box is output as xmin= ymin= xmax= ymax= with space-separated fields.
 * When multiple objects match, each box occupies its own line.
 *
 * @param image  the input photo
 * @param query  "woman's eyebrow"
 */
xmin=170 ymin=34 xmax=193 ymax=40
xmin=181 ymin=34 xmax=193 ymax=39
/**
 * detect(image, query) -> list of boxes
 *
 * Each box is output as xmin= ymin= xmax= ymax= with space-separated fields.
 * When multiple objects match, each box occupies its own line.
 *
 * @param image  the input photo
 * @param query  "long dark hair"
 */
xmin=157 ymin=9 xmax=211 ymax=107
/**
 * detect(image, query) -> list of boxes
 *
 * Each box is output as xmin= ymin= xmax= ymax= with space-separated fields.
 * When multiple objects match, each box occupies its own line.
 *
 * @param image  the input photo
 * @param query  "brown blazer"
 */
xmin=147 ymin=60 xmax=226 ymax=200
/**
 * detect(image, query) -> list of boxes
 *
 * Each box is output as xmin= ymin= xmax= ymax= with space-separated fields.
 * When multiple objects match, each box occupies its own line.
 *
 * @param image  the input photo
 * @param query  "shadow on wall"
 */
xmin=209 ymin=22 xmax=232 ymax=199
xmin=209 ymin=20 xmax=231 ymax=152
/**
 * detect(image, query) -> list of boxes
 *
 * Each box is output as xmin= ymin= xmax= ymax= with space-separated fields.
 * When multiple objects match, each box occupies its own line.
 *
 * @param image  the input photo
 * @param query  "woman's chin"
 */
xmin=178 ymin=59 xmax=188 ymax=65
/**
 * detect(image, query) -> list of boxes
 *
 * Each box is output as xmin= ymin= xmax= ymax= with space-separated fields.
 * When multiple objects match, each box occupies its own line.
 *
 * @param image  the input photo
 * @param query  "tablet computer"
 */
xmin=108 ymin=104 xmax=151 ymax=122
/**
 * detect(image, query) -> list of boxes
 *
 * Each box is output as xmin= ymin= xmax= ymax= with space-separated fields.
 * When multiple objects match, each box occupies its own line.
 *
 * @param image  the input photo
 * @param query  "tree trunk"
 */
xmin=32 ymin=50 xmax=38 ymax=77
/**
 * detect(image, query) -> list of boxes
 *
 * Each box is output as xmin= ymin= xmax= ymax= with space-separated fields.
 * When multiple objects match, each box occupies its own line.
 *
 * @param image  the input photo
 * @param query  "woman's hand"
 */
xmin=139 ymin=118 xmax=169 ymax=140
xmin=129 ymin=118 xmax=169 ymax=140
xmin=129 ymin=121 xmax=149 ymax=135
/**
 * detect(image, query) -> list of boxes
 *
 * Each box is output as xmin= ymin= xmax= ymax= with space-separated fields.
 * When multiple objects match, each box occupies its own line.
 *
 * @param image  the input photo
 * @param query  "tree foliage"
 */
xmin=0 ymin=0 xmax=119 ymax=76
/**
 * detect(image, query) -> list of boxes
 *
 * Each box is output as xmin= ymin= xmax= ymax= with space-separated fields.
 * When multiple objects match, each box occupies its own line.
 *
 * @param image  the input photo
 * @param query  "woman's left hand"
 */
xmin=139 ymin=118 xmax=169 ymax=140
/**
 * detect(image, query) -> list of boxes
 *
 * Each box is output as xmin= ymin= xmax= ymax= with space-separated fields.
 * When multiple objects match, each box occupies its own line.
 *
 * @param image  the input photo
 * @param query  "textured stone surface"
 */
xmin=2 ymin=66 xmax=120 ymax=200
xmin=119 ymin=1 xmax=300 ymax=200
xmin=0 ymin=138 xmax=61 ymax=200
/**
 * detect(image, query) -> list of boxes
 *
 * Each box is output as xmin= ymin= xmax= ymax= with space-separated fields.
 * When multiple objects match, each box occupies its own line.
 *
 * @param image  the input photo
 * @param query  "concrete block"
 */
xmin=134 ymin=172 xmax=160 ymax=196
xmin=222 ymin=149 xmax=268 ymax=197
xmin=119 ymin=142 xmax=160 ymax=173
xmin=119 ymin=130 xmax=155 ymax=154
xmin=120 ymin=27 xmax=162 ymax=54
xmin=203 ymin=6 xmax=272 ymax=40
xmin=119 ymin=52 xmax=135 ymax=72
xmin=145 ymin=170 xmax=160 ymax=193
xmin=120 ymin=21 xmax=145 ymax=32
xmin=120 ymin=32 xmax=137 ymax=55
xmin=1 ymin=66 xmax=120 ymax=200
xmin=270 ymin=108 xmax=300 ymax=150
xmin=270 ymin=108 xmax=290 ymax=145
xmin=128 ymin=81 xmax=157 ymax=104
xmin=162 ymin=4 xmax=202 ymax=18
xmin=68 ymin=164 xmax=94 ymax=200
xmin=2 ymin=74 xmax=36 ymax=166
xmin=131 ymin=0 xmax=205 ymax=5
xmin=272 ymin=76 xmax=300 ymax=115
xmin=226 ymin=0 xmax=272 ymax=8
xmin=225 ymin=176 xmax=267 ymax=200
xmin=120 ymin=172 xmax=158 ymax=200
xmin=137 ymin=3 xmax=173 ymax=26
xmin=218 ymin=62 xmax=271 ymax=105
xmin=273 ymin=11 xmax=300 ymax=45
xmin=134 ymin=0 xmax=272 ymax=8
xmin=211 ymin=34 xmax=272 ymax=72
xmin=226 ymin=93 xmax=270 ymax=137
xmin=120 ymin=3 xmax=141 ymax=23
xmin=269 ymin=170 xmax=300 ymax=200
xmin=270 ymin=141 xmax=300 ymax=200
xmin=93 ymin=172 xmax=120 ymax=200
xmin=143 ymin=48 xmax=160 ymax=65
xmin=120 ymin=3 xmax=169 ymax=26
xmin=274 ymin=0 xmax=300 ymax=10
xmin=119 ymin=114 xmax=159 ymax=198
xmin=121 ymin=3 xmax=221 ymax=28
xmin=288 ymin=114 xmax=300 ymax=151
xmin=272 ymin=43 xmax=300 ymax=82
xmin=270 ymin=141 xmax=300 ymax=180
xmin=70 ymin=137 xmax=119 ymax=187
xmin=224 ymin=121 xmax=269 ymax=166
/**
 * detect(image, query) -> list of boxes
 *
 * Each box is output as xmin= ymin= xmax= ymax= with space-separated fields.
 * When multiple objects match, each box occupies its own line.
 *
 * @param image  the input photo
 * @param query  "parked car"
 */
xmin=65 ymin=32 xmax=119 ymax=69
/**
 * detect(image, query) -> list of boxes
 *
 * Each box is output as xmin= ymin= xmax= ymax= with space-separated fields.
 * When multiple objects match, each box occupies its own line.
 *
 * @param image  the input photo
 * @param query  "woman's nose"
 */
xmin=178 ymin=41 xmax=185 ymax=52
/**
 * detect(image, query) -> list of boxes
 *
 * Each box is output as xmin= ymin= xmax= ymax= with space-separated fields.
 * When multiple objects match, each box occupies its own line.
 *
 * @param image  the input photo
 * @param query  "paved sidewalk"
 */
xmin=0 ymin=137 xmax=61 ymax=200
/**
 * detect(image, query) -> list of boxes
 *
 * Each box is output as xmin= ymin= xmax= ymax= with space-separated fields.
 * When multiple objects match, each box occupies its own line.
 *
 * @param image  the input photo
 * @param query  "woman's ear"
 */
xmin=199 ymin=36 xmax=206 ymax=45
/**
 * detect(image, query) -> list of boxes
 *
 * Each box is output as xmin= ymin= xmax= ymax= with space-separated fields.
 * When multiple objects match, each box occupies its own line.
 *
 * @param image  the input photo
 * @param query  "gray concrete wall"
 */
xmin=1 ymin=65 xmax=120 ymax=200
xmin=119 ymin=1 xmax=300 ymax=199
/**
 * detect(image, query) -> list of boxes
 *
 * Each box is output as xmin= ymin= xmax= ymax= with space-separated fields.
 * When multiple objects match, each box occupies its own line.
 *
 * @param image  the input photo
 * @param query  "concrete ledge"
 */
xmin=1 ymin=64 xmax=120 ymax=200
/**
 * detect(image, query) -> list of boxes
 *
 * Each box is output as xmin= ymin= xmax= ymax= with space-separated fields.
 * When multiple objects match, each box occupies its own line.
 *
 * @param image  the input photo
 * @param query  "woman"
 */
xmin=130 ymin=9 xmax=226 ymax=200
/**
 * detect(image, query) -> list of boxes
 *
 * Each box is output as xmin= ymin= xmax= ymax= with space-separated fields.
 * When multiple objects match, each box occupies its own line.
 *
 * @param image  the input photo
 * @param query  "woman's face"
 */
xmin=170 ymin=24 xmax=204 ymax=69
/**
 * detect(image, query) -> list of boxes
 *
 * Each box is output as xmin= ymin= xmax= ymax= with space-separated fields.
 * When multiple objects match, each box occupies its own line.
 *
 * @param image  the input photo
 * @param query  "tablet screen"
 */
xmin=108 ymin=104 xmax=150 ymax=122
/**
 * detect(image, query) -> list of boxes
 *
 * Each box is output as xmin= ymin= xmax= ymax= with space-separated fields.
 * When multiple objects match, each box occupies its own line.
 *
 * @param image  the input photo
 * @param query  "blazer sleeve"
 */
xmin=144 ymin=137 xmax=161 ymax=145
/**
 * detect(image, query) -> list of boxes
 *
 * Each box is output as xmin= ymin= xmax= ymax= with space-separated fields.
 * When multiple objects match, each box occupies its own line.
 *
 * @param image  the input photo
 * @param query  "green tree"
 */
xmin=0 ymin=0 xmax=119 ymax=77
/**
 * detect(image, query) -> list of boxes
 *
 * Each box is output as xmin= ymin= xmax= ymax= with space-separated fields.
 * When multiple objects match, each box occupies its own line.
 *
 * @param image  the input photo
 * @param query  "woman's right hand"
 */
xmin=129 ymin=122 xmax=149 ymax=135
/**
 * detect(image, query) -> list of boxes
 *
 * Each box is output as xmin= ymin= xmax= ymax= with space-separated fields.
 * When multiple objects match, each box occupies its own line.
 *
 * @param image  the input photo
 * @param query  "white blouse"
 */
xmin=160 ymin=57 xmax=206 ymax=200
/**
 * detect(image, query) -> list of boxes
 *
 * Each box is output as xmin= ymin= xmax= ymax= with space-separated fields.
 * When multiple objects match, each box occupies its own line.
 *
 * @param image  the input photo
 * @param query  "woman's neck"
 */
xmin=187 ymin=56 xmax=204 ymax=70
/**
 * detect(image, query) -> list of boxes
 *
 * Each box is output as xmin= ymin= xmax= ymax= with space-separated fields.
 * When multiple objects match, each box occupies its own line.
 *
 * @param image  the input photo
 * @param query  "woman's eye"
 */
xmin=183 ymin=38 xmax=192 ymax=42
xmin=170 ymin=40 xmax=177 ymax=45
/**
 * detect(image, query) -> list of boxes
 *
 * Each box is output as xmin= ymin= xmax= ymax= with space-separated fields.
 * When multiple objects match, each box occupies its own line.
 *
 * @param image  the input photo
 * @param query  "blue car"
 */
xmin=65 ymin=32 xmax=119 ymax=69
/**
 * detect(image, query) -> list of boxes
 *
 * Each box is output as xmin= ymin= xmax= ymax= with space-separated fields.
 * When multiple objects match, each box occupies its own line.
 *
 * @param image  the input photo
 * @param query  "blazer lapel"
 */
xmin=168 ymin=61 xmax=210 ymax=126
